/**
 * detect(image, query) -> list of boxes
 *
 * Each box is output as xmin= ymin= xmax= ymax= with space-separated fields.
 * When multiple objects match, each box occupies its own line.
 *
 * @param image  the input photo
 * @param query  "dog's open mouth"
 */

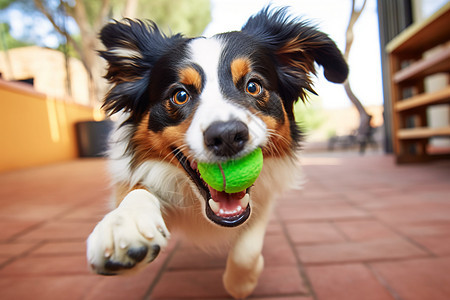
xmin=173 ymin=149 xmax=251 ymax=227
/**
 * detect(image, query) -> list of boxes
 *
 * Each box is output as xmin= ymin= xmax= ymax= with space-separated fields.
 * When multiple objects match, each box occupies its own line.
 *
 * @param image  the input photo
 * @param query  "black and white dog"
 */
xmin=87 ymin=7 xmax=348 ymax=298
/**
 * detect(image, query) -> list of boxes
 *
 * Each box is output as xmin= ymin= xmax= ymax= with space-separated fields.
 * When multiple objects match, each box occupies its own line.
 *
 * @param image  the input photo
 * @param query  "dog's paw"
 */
xmin=87 ymin=189 xmax=169 ymax=275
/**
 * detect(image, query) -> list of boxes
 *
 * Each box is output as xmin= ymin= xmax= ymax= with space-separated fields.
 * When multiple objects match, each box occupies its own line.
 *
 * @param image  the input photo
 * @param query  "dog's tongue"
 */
xmin=208 ymin=187 xmax=247 ymax=217
xmin=210 ymin=188 xmax=245 ymax=204
xmin=193 ymin=160 xmax=249 ymax=218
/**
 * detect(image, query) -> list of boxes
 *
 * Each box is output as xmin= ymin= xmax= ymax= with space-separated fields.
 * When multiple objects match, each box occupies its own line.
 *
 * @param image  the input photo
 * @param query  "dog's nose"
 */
xmin=204 ymin=120 xmax=249 ymax=157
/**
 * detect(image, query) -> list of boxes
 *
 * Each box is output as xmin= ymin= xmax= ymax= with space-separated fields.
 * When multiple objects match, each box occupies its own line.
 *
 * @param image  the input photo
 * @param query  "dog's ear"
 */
xmin=242 ymin=8 xmax=348 ymax=102
xmin=99 ymin=19 xmax=185 ymax=119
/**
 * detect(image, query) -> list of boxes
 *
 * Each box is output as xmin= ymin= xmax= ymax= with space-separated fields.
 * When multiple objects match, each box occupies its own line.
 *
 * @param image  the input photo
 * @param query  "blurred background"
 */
xmin=0 ymin=1 xmax=450 ymax=299
xmin=0 ymin=0 xmax=448 ymax=169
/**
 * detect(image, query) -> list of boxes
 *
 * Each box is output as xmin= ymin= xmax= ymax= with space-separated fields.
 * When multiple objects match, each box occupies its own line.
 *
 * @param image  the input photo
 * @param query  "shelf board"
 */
xmin=398 ymin=127 xmax=450 ymax=140
xmin=386 ymin=3 xmax=450 ymax=55
xmin=393 ymin=45 xmax=450 ymax=84
xmin=395 ymin=87 xmax=450 ymax=112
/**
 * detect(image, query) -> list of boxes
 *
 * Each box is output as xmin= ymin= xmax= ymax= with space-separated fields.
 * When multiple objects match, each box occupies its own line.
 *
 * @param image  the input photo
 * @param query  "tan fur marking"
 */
xmin=179 ymin=67 xmax=202 ymax=91
xmin=131 ymin=113 xmax=193 ymax=170
xmin=277 ymin=37 xmax=317 ymax=74
xmin=254 ymin=102 xmax=292 ymax=158
xmin=261 ymin=116 xmax=292 ymax=158
xmin=230 ymin=58 xmax=252 ymax=84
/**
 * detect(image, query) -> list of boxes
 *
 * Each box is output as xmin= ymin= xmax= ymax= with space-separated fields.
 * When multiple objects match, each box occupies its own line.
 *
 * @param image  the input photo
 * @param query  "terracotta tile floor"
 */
xmin=0 ymin=154 xmax=449 ymax=299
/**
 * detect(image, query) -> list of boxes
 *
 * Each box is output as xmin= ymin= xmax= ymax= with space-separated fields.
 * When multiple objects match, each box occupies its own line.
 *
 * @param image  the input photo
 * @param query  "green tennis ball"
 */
xmin=197 ymin=148 xmax=263 ymax=193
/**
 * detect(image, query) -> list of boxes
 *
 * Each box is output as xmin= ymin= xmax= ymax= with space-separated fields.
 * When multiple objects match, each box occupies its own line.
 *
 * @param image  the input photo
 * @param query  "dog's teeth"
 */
xmin=208 ymin=199 xmax=220 ymax=214
xmin=240 ymin=194 xmax=250 ymax=209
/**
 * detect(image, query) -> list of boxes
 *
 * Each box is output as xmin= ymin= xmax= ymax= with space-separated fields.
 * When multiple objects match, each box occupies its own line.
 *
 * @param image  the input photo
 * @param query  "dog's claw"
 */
xmin=97 ymin=244 xmax=160 ymax=274
xmin=87 ymin=190 xmax=170 ymax=276
xmin=127 ymin=246 xmax=149 ymax=263
xmin=148 ymin=245 xmax=161 ymax=263
xmin=157 ymin=225 xmax=168 ymax=238
xmin=104 ymin=260 xmax=135 ymax=271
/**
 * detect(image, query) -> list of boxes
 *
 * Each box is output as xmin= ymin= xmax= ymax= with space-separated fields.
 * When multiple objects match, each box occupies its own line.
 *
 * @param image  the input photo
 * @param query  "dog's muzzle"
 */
xmin=173 ymin=120 xmax=254 ymax=227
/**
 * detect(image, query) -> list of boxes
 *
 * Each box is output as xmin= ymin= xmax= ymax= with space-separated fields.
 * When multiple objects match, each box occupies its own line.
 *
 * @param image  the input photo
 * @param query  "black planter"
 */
xmin=75 ymin=120 xmax=114 ymax=157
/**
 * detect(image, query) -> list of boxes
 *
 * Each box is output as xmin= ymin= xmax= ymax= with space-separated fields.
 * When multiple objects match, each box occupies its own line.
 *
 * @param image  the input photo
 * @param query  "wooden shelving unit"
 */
xmin=395 ymin=87 xmax=450 ymax=112
xmin=386 ymin=3 xmax=450 ymax=163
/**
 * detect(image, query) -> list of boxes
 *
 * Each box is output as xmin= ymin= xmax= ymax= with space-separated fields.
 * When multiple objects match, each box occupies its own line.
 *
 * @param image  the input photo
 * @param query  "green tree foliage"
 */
xmin=0 ymin=23 xmax=31 ymax=49
xmin=0 ymin=0 xmax=13 ymax=10
xmin=293 ymin=93 xmax=325 ymax=134
xmin=134 ymin=0 xmax=211 ymax=37
xmin=1 ymin=0 xmax=211 ymax=104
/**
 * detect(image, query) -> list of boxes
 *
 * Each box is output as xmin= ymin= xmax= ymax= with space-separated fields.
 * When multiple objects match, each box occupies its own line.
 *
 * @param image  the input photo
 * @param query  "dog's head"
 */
xmin=100 ymin=8 xmax=348 ymax=227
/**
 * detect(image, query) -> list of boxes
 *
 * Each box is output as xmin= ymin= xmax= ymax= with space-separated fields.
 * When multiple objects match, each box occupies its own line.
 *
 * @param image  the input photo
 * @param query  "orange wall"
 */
xmin=0 ymin=79 xmax=98 ymax=172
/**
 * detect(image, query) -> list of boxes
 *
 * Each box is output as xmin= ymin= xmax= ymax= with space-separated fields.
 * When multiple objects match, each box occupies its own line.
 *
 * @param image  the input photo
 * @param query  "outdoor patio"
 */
xmin=0 ymin=153 xmax=449 ymax=300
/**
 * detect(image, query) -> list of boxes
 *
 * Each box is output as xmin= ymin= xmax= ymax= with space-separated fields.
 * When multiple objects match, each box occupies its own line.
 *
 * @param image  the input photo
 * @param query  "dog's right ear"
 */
xmin=242 ymin=8 xmax=348 ymax=104
xmin=99 ymin=19 xmax=185 ymax=119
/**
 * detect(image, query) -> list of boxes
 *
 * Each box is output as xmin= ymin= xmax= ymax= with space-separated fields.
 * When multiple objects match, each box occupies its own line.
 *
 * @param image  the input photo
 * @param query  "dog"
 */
xmin=87 ymin=7 xmax=348 ymax=299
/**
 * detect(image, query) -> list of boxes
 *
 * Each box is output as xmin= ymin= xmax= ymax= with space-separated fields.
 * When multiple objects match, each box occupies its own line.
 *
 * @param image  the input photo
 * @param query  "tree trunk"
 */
xmin=344 ymin=0 xmax=373 ymax=151
xmin=72 ymin=0 xmax=102 ymax=105
xmin=123 ymin=0 xmax=139 ymax=18
xmin=35 ymin=0 xmax=110 ymax=106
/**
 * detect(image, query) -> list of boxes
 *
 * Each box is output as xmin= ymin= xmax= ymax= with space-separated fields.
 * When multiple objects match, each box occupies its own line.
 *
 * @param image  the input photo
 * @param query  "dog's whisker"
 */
xmin=90 ymin=6 xmax=347 ymax=297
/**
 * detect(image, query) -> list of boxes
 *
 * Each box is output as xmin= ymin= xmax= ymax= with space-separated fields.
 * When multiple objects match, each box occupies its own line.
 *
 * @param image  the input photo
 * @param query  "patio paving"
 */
xmin=0 ymin=153 xmax=449 ymax=299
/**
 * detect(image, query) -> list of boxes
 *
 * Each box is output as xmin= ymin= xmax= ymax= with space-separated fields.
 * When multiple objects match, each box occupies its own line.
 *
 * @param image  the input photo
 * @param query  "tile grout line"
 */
xmin=5 ymin=221 xmax=47 ymax=243
xmin=143 ymin=240 xmax=182 ymax=300
xmin=343 ymin=189 xmax=437 ymax=258
xmin=374 ymin=219 xmax=436 ymax=257
xmin=300 ymin=254 xmax=433 ymax=267
xmin=6 ymin=194 xmax=104 ymax=243
xmin=365 ymin=262 xmax=404 ymax=300
xmin=0 ymin=240 xmax=47 ymax=270
xmin=275 ymin=208 xmax=318 ymax=300
xmin=329 ymin=219 xmax=351 ymax=242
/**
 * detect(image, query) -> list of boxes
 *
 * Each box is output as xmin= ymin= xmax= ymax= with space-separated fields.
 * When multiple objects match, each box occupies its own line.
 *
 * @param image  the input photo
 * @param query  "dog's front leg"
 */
xmin=223 ymin=203 xmax=272 ymax=299
xmin=87 ymin=189 xmax=169 ymax=275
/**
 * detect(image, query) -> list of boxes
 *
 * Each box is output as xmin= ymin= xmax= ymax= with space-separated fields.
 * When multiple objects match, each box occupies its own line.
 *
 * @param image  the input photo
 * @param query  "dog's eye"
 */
xmin=171 ymin=90 xmax=190 ymax=105
xmin=246 ymin=81 xmax=262 ymax=96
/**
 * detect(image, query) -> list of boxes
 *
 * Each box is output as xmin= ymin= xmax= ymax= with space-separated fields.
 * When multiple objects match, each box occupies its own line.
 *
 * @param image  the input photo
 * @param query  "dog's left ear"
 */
xmin=99 ymin=19 xmax=186 ymax=121
xmin=242 ymin=8 xmax=348 ymax=102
